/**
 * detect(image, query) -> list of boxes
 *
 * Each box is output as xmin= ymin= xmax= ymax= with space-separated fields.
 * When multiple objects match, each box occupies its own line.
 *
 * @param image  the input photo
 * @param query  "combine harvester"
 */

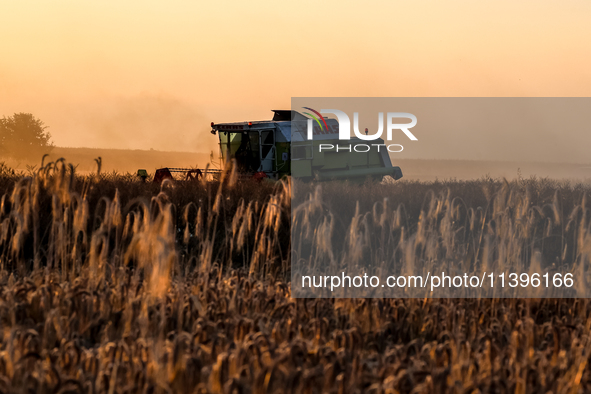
xmin=210 ymin=110 xmax=402 ymax=181
xmin=146 ymin=110 xmax=402 ymax=182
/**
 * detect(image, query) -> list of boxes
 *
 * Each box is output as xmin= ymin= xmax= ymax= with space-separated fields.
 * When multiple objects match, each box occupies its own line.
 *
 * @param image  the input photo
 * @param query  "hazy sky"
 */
xmin=1 ymin=1 xmax=590 ymax=159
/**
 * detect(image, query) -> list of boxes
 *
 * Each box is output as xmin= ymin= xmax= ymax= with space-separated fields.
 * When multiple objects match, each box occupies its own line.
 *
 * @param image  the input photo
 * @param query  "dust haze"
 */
xmin=56 ymin=93 xmax=217 ymax=153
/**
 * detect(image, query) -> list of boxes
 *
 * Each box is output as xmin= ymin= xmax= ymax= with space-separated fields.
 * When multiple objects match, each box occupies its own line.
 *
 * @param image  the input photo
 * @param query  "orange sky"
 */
xmin=1 ymin=0 xmax=590 ymax=156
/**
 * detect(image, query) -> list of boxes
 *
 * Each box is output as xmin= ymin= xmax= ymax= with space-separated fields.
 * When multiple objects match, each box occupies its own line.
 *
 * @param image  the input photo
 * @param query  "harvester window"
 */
xmin=261 ymin=131 xmax=274 ymax=159
xmin=232 ymin=132 xmax=260 ymax=173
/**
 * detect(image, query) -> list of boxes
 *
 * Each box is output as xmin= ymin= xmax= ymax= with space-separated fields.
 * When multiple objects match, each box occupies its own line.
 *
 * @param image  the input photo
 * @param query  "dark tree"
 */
xmin=0 ymin=113 xmax=54 ymax=159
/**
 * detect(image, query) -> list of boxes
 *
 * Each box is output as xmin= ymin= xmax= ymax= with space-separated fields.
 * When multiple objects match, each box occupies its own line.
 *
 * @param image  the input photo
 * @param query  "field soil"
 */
xmin=394 ymin=158 xmax=591 ymax=181
xmin=3 ymin=148 xmax=591 ymax=182
xmin=0 ymin=147 xmax=212 ymax=174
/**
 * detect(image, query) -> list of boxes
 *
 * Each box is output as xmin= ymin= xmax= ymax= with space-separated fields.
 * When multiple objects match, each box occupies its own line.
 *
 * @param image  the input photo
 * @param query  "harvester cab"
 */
xmin=210 ymin=110 xmax=403 ymax=181
xmin=210 ymin=111 xmax=292 ymax=179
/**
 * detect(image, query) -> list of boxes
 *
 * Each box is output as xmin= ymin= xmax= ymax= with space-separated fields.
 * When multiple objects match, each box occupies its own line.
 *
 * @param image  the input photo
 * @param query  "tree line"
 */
xmin=0 ymin=113 xmax=54 ymax=160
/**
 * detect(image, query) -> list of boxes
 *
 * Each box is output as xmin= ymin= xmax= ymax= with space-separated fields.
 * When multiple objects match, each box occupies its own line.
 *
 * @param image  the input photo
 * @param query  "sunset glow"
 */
xmin=1 ymin=0 xmax=590 ymax=157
